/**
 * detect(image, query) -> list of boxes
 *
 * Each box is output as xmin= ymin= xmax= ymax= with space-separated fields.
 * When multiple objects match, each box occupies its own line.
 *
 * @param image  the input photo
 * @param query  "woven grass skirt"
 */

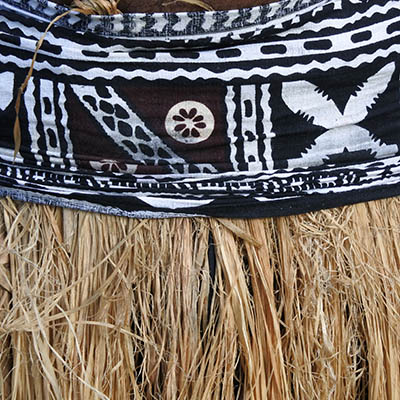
xmin=1 ymin=196 xmax=400 ymax=399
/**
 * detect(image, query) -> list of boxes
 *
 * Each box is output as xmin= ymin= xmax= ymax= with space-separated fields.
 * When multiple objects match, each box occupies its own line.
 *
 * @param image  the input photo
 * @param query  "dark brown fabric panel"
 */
xmin=53 ymin=0 xmax=279 ymax=13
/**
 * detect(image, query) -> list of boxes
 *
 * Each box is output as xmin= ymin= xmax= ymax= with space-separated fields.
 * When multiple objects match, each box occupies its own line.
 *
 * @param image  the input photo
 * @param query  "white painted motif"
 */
xmin=165 ymin=101 xmax=215 ymax=144
xmin=281 ymin=63 xmax=399 ymax=168
xmin=0 ymin=71 xmax=14 ymax=111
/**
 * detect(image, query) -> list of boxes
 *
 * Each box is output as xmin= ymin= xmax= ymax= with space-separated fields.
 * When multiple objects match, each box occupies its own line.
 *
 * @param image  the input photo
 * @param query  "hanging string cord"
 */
xmin=12 ymin=0 xmax=121 ymax=163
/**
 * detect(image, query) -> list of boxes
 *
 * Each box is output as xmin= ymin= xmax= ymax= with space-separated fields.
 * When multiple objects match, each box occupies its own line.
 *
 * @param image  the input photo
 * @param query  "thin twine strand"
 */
xmin=12 ymin=0 xmax=213 ymax=162
xmin=12 ymin=0 xmax=121 ymax=163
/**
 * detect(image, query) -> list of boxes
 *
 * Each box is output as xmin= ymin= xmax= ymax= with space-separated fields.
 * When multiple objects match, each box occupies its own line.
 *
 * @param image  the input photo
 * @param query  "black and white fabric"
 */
xmin=0 ymin=0 xmax=400 ymax=218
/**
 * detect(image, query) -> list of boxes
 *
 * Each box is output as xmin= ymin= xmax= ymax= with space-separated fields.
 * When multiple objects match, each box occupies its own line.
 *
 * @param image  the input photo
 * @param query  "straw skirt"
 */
xmin=1 ymin=196 xmax=399 ymax=399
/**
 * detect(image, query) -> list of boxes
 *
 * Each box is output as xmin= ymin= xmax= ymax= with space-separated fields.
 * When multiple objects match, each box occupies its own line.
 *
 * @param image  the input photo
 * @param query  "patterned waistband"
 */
xmin=0 ymin=0 xmax=325 ymax=38
xmin=0 ymin=0 xmax=399 ymax=218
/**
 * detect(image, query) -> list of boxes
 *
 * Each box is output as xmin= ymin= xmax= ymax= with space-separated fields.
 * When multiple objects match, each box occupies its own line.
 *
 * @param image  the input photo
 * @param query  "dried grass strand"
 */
xmin=12 ymin=9 xmax=73 ymax=162
xmin=1 ymin=197 xmax=400 ymax=398
xmin=12 ymin=1 xmax=121 ymax=161
xmin=70 ymin=0 xmax=121 ymax=15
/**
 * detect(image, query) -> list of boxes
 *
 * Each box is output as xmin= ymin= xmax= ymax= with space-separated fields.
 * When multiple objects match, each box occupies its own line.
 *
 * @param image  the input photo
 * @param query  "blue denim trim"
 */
xmin=0 ymin=187 xmax=204 ymax=219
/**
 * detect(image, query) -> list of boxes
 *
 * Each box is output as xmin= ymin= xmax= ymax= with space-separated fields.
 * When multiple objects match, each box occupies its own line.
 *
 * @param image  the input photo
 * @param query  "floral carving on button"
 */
xmin=165 ymin=101 xmax=215 ymax=144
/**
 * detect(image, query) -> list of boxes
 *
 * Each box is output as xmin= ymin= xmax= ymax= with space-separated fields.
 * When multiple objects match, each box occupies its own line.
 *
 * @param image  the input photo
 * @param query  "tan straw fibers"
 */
xmin=1 ymin=196 xmax=400 ymax=399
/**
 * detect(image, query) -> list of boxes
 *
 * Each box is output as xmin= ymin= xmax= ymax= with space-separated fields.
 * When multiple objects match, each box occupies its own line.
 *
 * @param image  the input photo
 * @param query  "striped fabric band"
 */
xmin=0 ymin=0 xmax=400 ymax=218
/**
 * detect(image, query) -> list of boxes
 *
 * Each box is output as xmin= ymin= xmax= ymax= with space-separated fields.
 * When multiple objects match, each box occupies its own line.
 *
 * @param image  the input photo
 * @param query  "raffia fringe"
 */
xmin=1 ymin=196 xmax=400 ymax=399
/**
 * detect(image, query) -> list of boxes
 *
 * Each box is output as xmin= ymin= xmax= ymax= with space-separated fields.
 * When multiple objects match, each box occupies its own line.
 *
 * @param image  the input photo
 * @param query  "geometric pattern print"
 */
xmin=71 ymin=85 xmax=217 ymax=174
xmin=1 ymin=0 xmax=400 ymax=218
xmin=84 ymin=0 xmax=325 ymax=39
xmin=3 ymin=1 xmax=396 ymax=65
xmin=1 ymin=154 xmax=400 ymax=218
xmin=1 ymin=1 xmax=398 ymax=81
xmin=3 ymin=0 xmax=325 ymax=38
xmin=0 ymin=74 xmax=77 ymax=170
xmin=226 ymin=84 xmax=275 ymax=171
xmin=17 ymin=63 xmax=399 ymax=178
xmin=281 ymin=62 xmax=399 ymax=169
xmin=25 ymin=78 xmax=77 ymax=170
xmin=226 ymin=62 xmax=400 ymax=172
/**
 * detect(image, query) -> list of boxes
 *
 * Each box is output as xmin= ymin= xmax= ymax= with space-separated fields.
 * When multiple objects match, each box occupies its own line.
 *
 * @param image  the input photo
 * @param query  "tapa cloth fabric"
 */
xmin=0 ymin=0 xmax=400 ymax=218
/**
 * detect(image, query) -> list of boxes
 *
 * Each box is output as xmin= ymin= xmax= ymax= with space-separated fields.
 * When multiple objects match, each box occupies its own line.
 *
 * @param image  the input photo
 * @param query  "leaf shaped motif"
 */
xmin=281 ymin=81 xmax=343 ymax=129
xmin=344 ymin=62 xmax=396 ymax=124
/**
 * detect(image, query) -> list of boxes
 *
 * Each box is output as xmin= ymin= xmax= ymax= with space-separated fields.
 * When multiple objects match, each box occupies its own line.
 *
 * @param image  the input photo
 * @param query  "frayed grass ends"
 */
xmin=1 ymin=197 xmax=400 ymax=398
